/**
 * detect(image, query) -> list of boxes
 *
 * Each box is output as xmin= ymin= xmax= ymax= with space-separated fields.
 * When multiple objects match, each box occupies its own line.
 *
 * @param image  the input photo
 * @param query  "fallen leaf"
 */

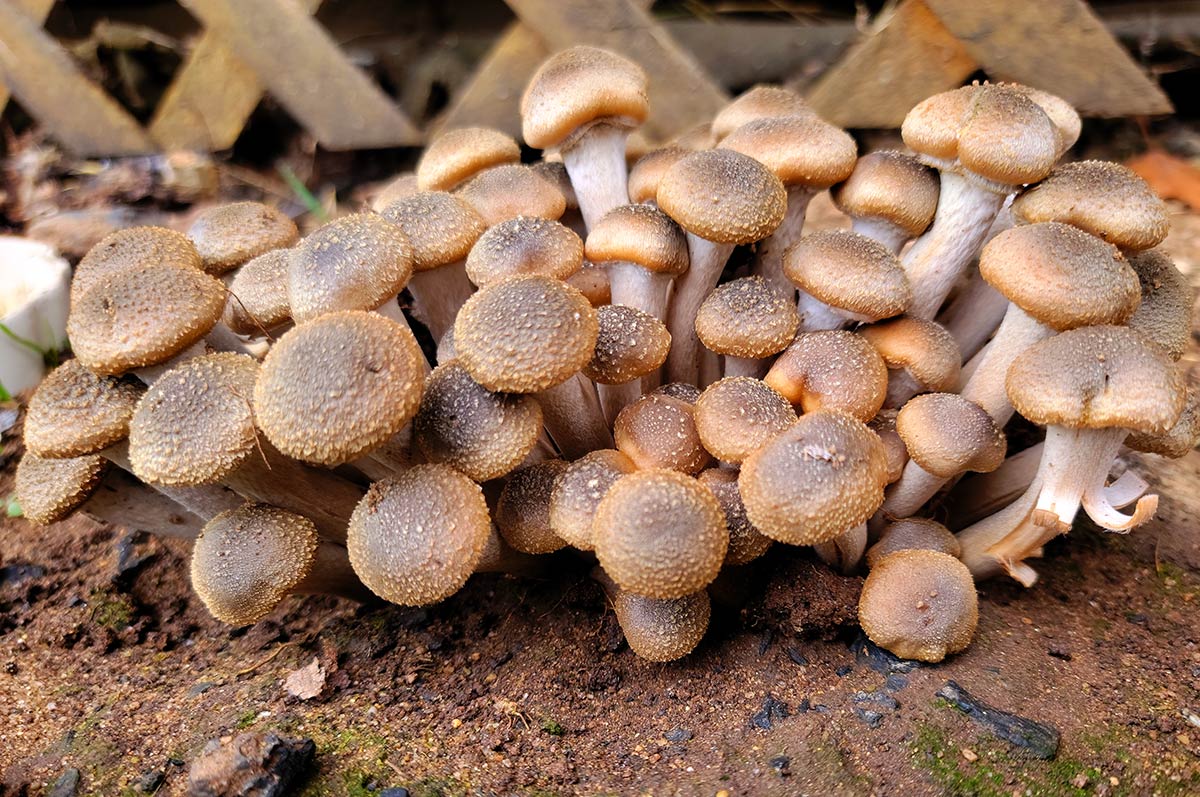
xmin=1127 ymin=150 xmax=1200 ymax=210
xmin=284 ymin=658 xmax=326 ymax=701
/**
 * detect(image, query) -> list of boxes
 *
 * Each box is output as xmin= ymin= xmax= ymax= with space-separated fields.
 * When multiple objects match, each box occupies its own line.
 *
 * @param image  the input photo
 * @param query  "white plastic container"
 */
xmin=0 ymin=236 xmax=70 ymax=398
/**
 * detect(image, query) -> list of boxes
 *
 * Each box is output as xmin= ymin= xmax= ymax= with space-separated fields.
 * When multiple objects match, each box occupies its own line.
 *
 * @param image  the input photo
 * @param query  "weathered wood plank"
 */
xmin=0 ymin=0 xmax=55 ymax=114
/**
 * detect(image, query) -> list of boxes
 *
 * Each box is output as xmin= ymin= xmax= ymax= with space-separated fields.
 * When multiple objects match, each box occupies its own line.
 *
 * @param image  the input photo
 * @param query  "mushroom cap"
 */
xmin=1127 ymin=249 xmax=1194 ymax=361
xmin=380 ymin=191 xmax=486 ymax=272
xmin=224 ymin=249 xmax=292 ymax=334
xmin=568 ymin=264 xmax=612 ymax=307
xmin=584 ymin=305 xmax=671 ymax=384
xmin=694 ymin=377 xmax=796 ymax=465
xmin=654 ymin=382 xmax=702 ymax=404
xmin=697 ymin=467 xmax=773 ymax=566
xmin=287 ymin=213 xmax=413 ymax=322
xmin=611 ymin=586 xmax=711 ymax=662
xmin=657 ymin=149 xmax=787 ymax=245
xmin=190 ymin=504 xmax=318 ymax=625
xmin=859 ymin=550 xmax=977 ymax=662
xmin=369 ymin=172 xmax=419 ymax=212
xmin=784 ymin=231 xmax=911 ymax=321
xmin=1001 ymin=83 xmax=1081 ymax=156
xmin=668 ymin=123 xmax=716 ymax=151
xmin=347 ymin=464 xmax=491 ymax=606
xmin=711 ymin=85 xmax=815 ymax=141
xmin=187 ymin=202 xmax=299 ymax=275
xmin=520 ymin=45 xmax=649 ymax=150
xmin=627 ymin=146 xmax=689 ymax=204
xmin=896 ymin=393 xmax=1006 ymax=478
xmin=695 ymin=276 xmax=799 ymax=359
xmin=128 ymin=353 xmax=259 ymax=486
xmin=866 ymin=518 xmax=962 ymax=570
xmin=549 ymin=449 xmax=637 ymax=551
xmin=254 ymin=311 xmax=426 ymax=465
xmin=454 ymin=275 xmax=599 ymax=393
xmin=416 ymin=127 xmax=521 ymax=191
xmin=1126 ymin=385 xmax=1200 ymax=459
xmin=614 ymin=394 xmax=712 ymax=475
xmin=718 ymin=115 xmax=858 ymax=190
xmin=739 ymin=410 xmax=890 ymax=545
xmin=495 ymin=460 xmax=570 ymax=554
xmin=72 ymin=226 xmax=201 ymax=307
xmin=1012 ymin=161 xmax=1169 ymax=251
xmin=15 ymin=452 xmax=107 ymax=525
xmin=830 ymin=150 xmax=940 ymax=237
xmin=584 ymin=204 xmax=689 ymax=276
xmin=859 ymin=317 xmax=961 ymax=393
xmin=457 ymin=164 xmax=567 ymax=226
xmin=466 ymin=216 xmax=583 ymax=287
xmin=68 ymin=263 xmax=226 ymax=376
xmin=764 ymin=331 xmax=889 ymax=422
xmin=869 ymin=410 xmax=908 ymax=484
xmin=413 ymin=361 xmax=543 ymax=482
xmin=594 ymin=468 xmax=728 ymax=599
xmin=1007 ymin=325 xmax=1185 ymax=434
xmin=24 ymin=359 xmax=142 ymax=457
xmin=531 ymin=160 xmax=579 ymax=210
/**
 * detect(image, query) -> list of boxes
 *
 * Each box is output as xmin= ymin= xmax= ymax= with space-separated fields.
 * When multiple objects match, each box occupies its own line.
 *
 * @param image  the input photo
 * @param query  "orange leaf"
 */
xmin=1126 ymin=150 xmax=1200 ymax=210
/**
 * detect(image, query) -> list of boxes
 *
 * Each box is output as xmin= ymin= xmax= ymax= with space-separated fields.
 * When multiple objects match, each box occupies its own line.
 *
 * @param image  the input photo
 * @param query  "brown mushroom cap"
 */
xmin=614 ymin=394 xmax=712 ymax=474
xmin=380 ymin=191 xmax=486 ymax=272
xmin=1127 ymin=249 xmax=1194 ymax=361
xmin=584 ymin=204 xmax=689 ymax=276
xmin=224 ymin=248 xmax=292 ymax=335
xmin=654 ymin=382 xmax=702 ymax=404
xmin=784 ymin=231 xmax=911 ymax=321
xmin=568 ymin=264 xmax=611 ymax=307
xmin=417 ymin=127 xmax=521 ymax=192
xmin=694 ymin=377 xmax=796 ymax=464
xmin=866 ymin=518 xmax=961 ymax=570
xmin=24 ymin=359 xmax=142 ymax=457
xmin=739 ymin=410 xmax=889 ymax=545
xmin=72 ymin=226 xmax=202 ymax=307
xmin=593 ymin=468 xmax=728 ymax=599
xmin=711 ymin=85 xmax=814 ymax=141
xmin=531 ymin=160 xmax=579 ymax=210
xmin=657 ymin=149 xmax=787 ymax=245
xmin=696 ymin=468 xmax=773 ymax=566
xmin=495 ymin=460 xmax=570 ymax=554
xmin=15 ymin=452 xmax=107 ymax=525
xmin=254 ymin=311 xmax=425 ymax=466
xmin=549 ymin=449 xmax=637 ymax=551
xmin=1126 ymin=385 xmax=1200 ymax=459
xmin=584 ymin=305 xmax=671 ymax=384
xmin=610 ymin=584 xmax=711 ymax=662
xmin=1002 ymin=84 xmax=1081 ymax=156
xmin=466 ymin=217 xmax=583 ymax=287
xmin=830 ymin=150 xmax=940 ymax=237
xmin=859 ymin=317 xmax=961 ymax=393
xmin=187 ymin=202 xmax=299 ymax=275
xmin=695 ymin=277 xmax=799 ymax=359
xmin=896 ymin=393 xmax=1006 ymax=478
xmin=869 ymin=410 xmax=908 ymax=484
xmin=457 ymin=164 xmax=567 ymax=227
xmin=764 ymin=331 xmax=889 ymax=422
xmin=628 ymin=147 xmax=689 ymax=204
xmin=718 ymin=115 xmax=858 ymax=190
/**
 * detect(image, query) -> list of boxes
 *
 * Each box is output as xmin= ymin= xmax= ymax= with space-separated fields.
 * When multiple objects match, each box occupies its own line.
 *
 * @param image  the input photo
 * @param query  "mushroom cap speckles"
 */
xmin=190 ymin=504 xmax=318 ymax=626
xmin=697 ymin=468 xmax=773 ymax=566
xmin=1000 ymin=83 xmax=1081 ymax=156
xmin=784 ymin=231 xmax=911 ymax=321
xmin=858 ymin=549 xmax=978 ymax=662
xmin=711 ymin=85 xmax=815 ymax=141
xmin=585 ymin=204 xmax=689 ymax=276
xmin=224 ymin=249 xmax=292 ymax=335
xmin=417 ymin=127 xmax=521 ymax=192
xmin=15 ymin=452 xmax=107 ymax=525
xmin=628 ymin=147 xmax=689 ymax=204
xmin=549 ymin=449 xmax=637 ymax=551
xmin=496 ymin=460 xmax=570 ymax=554
xmin=739 ymin=410 xmax=889 ymax=546
xmin=719 ymin=115 xmax=858 ymax=189
xmin=466 ymin=217 xmax=583 ymax=287
xmin=869 ymin=410 xmax=908 ymax=484
xmin=695 ymin=277 xmax=798 ymax=359
xmin=254 ymin=311 xmax=426 ymax=466
xmin=531 ymin=160 xmax=579 ymax=210
xmin=694 ymin=377 xmax=796 ymax=465
xmin=24 ymin=359 xmax=143 ymax=458
xmin=129 ymin=353 xmax=260 ymax=486
xmin=830 ymin=150 xmax=940 ymax=237
xmin=347 ymin=464 xmax=491 ymax=606
xmin=764 ymin=331 xmax=889 ymax=422
xmin=859 ymin=317 xmax=961 ymax=393
xmin=187 ymin=202 xmax=299 ymax=275
xmin=654 ymin=382 xmax=702 ymax=404
xmin=1126 ymin=385 xmax=1200 ymax=459
xmin=896 ymin=393 xmax=1006 ymax=478
xmin=72 ymin=226 xmax=202 ymax=307
xmin=585 ymin=305 xmax=671 ymax=384
xmin=1126 ymin=249 xmax=1194 ymax=361
xmin=593 ymin=469 xmax=728 ymax=599
xmin=614 ymin=394 xmax=712 ymax=475
xmin=455 ymin=275 xmax=598 ymax=394
xmin=657 ymin=150 xmax=787 ymax=245
xmin=866 ymin=518 xmax=961 ymax=570
xmin=521 ymin=46 xmax=648 ymax=150
xmin=612 ymin=587 xmax=711 ymax=662
xmin=568 ymin=265 xmax=611 ymax=307
xmin=457 ymin=165 xmax=567 ymax=227
xmin=380 ymin=191 xmax=486 ymax=272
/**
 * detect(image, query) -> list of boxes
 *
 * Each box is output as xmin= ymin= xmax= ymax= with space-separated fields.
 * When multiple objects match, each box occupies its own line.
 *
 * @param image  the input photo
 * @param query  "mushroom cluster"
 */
xmin=17 ymin=47 xmax=1195 ymax=666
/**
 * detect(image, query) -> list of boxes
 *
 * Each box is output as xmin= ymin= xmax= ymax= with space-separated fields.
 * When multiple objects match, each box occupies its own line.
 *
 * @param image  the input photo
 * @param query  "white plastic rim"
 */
xmin=0 ymin=236 xmax=70 ymax=398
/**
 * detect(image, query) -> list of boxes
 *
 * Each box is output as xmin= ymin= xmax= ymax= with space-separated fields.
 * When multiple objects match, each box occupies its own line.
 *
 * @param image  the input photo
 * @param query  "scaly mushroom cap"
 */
xmin=187 ymin=202 xmax=299 ymax=275
xmin=287 ymin=213 xmax=413 ymax=322
xmin=627 ymin=147 xmax=689 ymax=204
xmin=654 ymin=382 xmax=702 ymax=404
xmin=1012 ymin=161 xmax=1169 ymax=251
xmin=584 ymin=305 xmax=671 ymax=384
xmin=568 ymin=265 xmax=611 ymax=307
xmin=531 ymin=160 xmax=579 ymax=210
xmin=190 ymin=504 xmax=318 ymax=625
xmin=739 ymin=410 xmax=889 ymax=545
xmin=24 ymin=359 xmax=142 ymax=457
xmin=520 ymin=45 xmax=649 ymax=150
xmin=784 ymin=231 xmax=911 ymax=321
xmin=15 ymin=452 xmax=107 ymax=525
xmin=869 ymin=410 xmax=908 ymax=484
xmin=549 ymin=449 xmax=637 ymax=551
xmin=223 ymin=249 xmax=292 ymax=335
xmin=584 ymin=204 xmax=689 ymax=277
xmin=370 ymin=172 xmax=419 ymax=212
xmin=764 ymin=331 xmax=889 ymax=422
xmin=610 ymin=585 xmax=711 ymax=662
xmin=414 ymin=361 xmax=543 ymax=482
xmin=859 ymin=317 xmax=961 ymax=393
xmin=496 ymin=460 xmax=570 ymax=554
xmin=830 ymin=150 xmax=940 ymax=237
xmin=695 ymin=276 xmax=799 ymax=359
xmin=1127 ymin=249 xmax=1194 ymax=361
xmin=380 ymin=191 xmax=486 ymax=272
xmin=347 ymin=464 xmax=491 ymax=605
xmin=466 ymin=217 xmax=583 ymax=287
xmin=710 ymin=85 xmax=814 ymax=141
xmin=455 ymin=275 xmax=598 ymax=393
xmin=255 ymin=311 xmax=425 ymax=465
xmin=697 ymin=467 xmax=772 ymax=566
xmin=457 ymin=164 xmax=567 ymax=226
xmin=896 ymin=393 xmax=1006 ymax=478
xmin=614 ymin=394 xmax=712 ymax=475
xmin=594 ymin=469 xmax=728 ymax=599
xmin=657 ymin=149 xmax=787 ymax=245
xmin=416 ymin=127 xmax=521 ymax=191
xmin=1126 ymin=385 xmax=1200 ymax=459
xmin=72 ymin=226 xmax=201 ymax=306
xmin=866 ymin=517 xmax=961 ymax=569
xmin=718 ymin=115 xmax=858 ymax=190
xmin=68 ymin=264 xmax=226 ymax=376
xmin=858 ymin=549 xmax=978 ymax=662
xmin=1000 ymin=83 xmax=1082 ymax=156
xmin=694 ymin=377 xmax=796 ymax=464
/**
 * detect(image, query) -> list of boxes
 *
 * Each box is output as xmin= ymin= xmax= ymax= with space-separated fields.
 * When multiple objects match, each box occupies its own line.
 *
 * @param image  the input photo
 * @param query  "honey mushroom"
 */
xmin=695 ymin=277 xmax=799 ymax=380
xmin=614 ymin=394 xmax=712 ymax=476
xmin=865 ymin=517 xmax=961 ymax=570
xmin=830 ymin=150 xmax=940 ymax=253
xmin=416 ymin=127 xmax=521 ymax=192
xmin=187 ymin=201 xmax=299 ymax=275
xmin=859 ymin=317 xmax=961 ymax=409
xmin=549 ymin=449 xmax=638 ymax=551
xmin=593 ymin=567 xmax=711 ymax=662
xmin=696 ymin=468 xmax=773 ymax=567
xmin=693 ymin=377 xmax=796 ymax=467
xmin=584 ymin=304 xmax=672 ymax=425
xmin=495 ymin=460 xmax=570 ymax=555
xmin=764 ymin=330 xmax=889 ymax=423
xmin=223 ymin=249 xmax=293 ymax=338
xmin=584 ymin=203 xmax=688 ymax=322
xmin=457 ymin=164 xmax=567 ymax=227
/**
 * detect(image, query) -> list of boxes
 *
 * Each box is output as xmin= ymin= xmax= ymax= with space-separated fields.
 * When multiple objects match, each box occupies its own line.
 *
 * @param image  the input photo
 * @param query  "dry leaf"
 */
xmin=1127 ymin=150 xmax=1200 ymax=210
xmin=284 ymin=657 xmax=326 ymax=701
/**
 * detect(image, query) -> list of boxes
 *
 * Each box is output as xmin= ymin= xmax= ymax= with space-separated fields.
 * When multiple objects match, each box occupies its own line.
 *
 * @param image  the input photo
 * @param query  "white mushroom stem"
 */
xmin=813 ymin=523 xmax=867 ymax=574
xmin=959 ymin=304 xmax=1051 ymax=427
xmin=101 ymin=442 xmax=244 ymax=524
xmin=956 ymin=476 xmax=1043 ymax=585
xmin=753 ymin=186 xmax=814 ymax=298
xmin=133 ymin=340 xmax=208 ymax=385
xmin=296 ymin=541 xmax=376 ymax=603
xmin=796 ymin=290 xmax=860 ymax=333
xmin=723 ymin=355 xmax=766 ymax=380
xmin=597 ymin=380 xmax=643 ymax=427
xmin=81 ymin=467 xmax=213 ymax=540
xmin=665 ymin=236 xmax=735 ymax=385
xmin=946 ymin=442 xmax=1043 ymax=529
xmin=407 ymin=262 xmax=475 ymax=342
xmin=561 ymin=123 xmax=631 ymax=232
xmin=939 ymin=273 xmax=1010 ymax=365
xmin=608 ymin=262 xmax=672 ymax=322
xmin=884 ymin=369 xmax=925 ymax=409
xmin=851 ymin=217 xmax=909 ymax=254
xmin=536 ymin=373 xmax=614 ymax=459
xmin=880 ymin=459 xmax=950 ymax=519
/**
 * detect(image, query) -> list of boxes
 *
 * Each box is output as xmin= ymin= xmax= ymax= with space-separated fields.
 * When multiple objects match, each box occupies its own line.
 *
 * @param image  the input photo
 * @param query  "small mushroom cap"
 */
xmin=287 ymin=213 xmax=413 ymax=322
xmin=1001 ymin=83 xmax=1081 ymax=156
xmin=68 ymin=264 xmax=226 ymax=376
xmin=866 ymin=518 xmax=961 ymax=570
xmin=594 ymin=468 xmax=728 ymax=599
xmin=454 ymin=275 xmax=598 ymax=393
xmin=584 ymin=204 xmax=689 ymax=277
xmin=830 ymin=150 xmax=940 ymax=237
xmin=224 ymin=249 xmax=292 ymax=334
xmin=417 ymin=127 xmax=521 ymax=191
xmin=187 ymin=201 xmax=299 ymax=275
xmin=1127 ymin=249 xmax=1194 ymax=361
xmin=610 ymin=582 xmax=711 ymax=662
xmin=1126 ymin=385 xmax=1200 ymax=459
xmin=859 ymin=317 xmax=961 ymax=393
xmin=347 ymin=465 xmax=491 ymax=606
xmin=24 ymin=359 xmax=142 ymax=457
xmin=1012 ymin=161 xmax=1169 ymax=251
xmin=695 ymin=276 xmax=799 ymax=359
xmin=668 ymin=122 xmax=716 ymax=151
xmin=896 ymin=393 xmax=1006 ymax=478
xmin=697 ymin=467 xmax=772 ymax=566
xmin=654 ymin=382 xmax=702 ymax=404
xmin=784 ymin=231 xmax=911 ymax=321
xmin=466 ymin=216 xmax=583 ymax=287
xmin=369 ymin=172 xmax=419 ymax=212
xmin=72 ymin=226 xmax=201 ymax=306
xmin=190 ymin=504 xmax=318 ymax=625
xmin=521 ymin=45 xmax=649 ymax=150
xmin=457 ymin=164 xmax=567 ymax=226
xmin=530 ymin=160 xmax=579 ymax=210
xmin=549 ymin=449 xmax=637 ymax=551
xmin=1007 ymin=325 xmax=1185 ymax=434
xmin=129 ymin=353 xmax=259 ymax=486
xmin=858 ymin=549 xmax=978 ymax=662
xmin=694 ymin=377 xmax=796 ymax=465
xmin=584 ymin=305 xmax=671 ymax=384
xmin=764 ymin=331 xmax=889 ymax=422
xmin=380 ymin=191 xmax=486 ymax=272
xmin=567 ymin=264 xmax=611 ymax=307
xmin=718 ymin=115 xmax=858 ymax=190
xmin=496 ymin=460 xmax=570 ymax=554
xmin=414 ymin=361 xmax=543 ymax=482
xmin=614 ymin=394 xmax=712 ymax=475
xmin=657 ymin=150 xmax=787 ymax=245
xmin=869 ymin=410 xmax=908 ymax=484
xmin=739 ymin=410 xmax=890 ymax=545
xmin=628 ymin=146 xmax=689 ymax=204
xmin=15 ymin=452 xmax=106 ymax=525
xmin=711 ymin=85 xmax=815 ymax=141
xmin=254 ymin=311 xmax=426 ymax=466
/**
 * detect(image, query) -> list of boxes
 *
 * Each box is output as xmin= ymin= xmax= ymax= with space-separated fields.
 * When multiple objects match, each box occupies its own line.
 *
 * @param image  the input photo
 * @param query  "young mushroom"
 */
xmin=710 ymin=84 xmax=815 ymax=142
xmin=693 ymin=377 xmax=796 ymax=466
xmin=594 ymin=568 xmax=711 ymax=662
xmin=830 ymin=150 xmax=940 ymax=253
xmin=627 ymin=146 xmax=688 ymax=206
xmin=1126 ymin=249 xmax=1194 ymax=362
xmin=187 ymin=201 xmax=298 ymax=275
xmin=70 ymin=226 xmax=202 ymax=308
xmin=495 ymin=460 xmax=570 ymax=554
xmin=456 ymin=164 xmax=567 ymax=226
xmin=369 ymin=172 xmax=419 ymax=212
xmin=416 ymin=127 xmax=521 ymax=192
xmin=584 ymin=203 xmax=688 ymax=321
xmin=15 ymin=452 xmax=108 ymax=525
xmin=694 ymin=277 xmax=799 ymax=379
xmin=549 ymin=449 xmax=638 ymax=551
xmin=865 ymin=517 xmax=961 ymax=570
xmin=465 ymin=216 xmax=583 ymax=289
xmin=764 ymin=330 xmax=889 ymax=423
xmin=696 ymin=468 xmax=773 ymax=566
xmin=584 ymin=304 xmax=672 ymax=425
xmin=23 ymin=359 xmax=142 ymax=458
xmin=858 ymin=317 xmax=961 ymax=409
xmin=783 ymin=230 xmax=911 ymax=333
xmin=614 ymin=394 xmax=712 ymax=475
xmin=223 ymin=249 xmax=292 ymax=337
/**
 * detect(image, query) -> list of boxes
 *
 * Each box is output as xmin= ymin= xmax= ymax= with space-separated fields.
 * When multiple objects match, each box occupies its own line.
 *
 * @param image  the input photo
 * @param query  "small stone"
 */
xmin=187 ymin=731 xmax=315 ymax=797
xmin=3 ymin=660 xmax=17 ymax=675
xmin=851 ymin=633 xmax=920 ymax=674
xmin=188 ymin=682 xmax=216 ymax=697
xmin=751 ymin=695 xmax=789 ymax=730
xmin=785 ymin=646 xmax=808 ymax=666
xmin=379 ymin=789 xmax=410 ymax=797
xmin=1071 ymin=772 xmax=1089 ymax=788
xmin=853 ymin=691 xmax=899 ymax=711
xmin=769 ymin=756 xmax=791 ymax=776
xmin=835 ymin=664 xmax=853 ymax=677
xmin=1048 ymin=646 xmax=1072 ymax=661
xmin=885 ymin=674 xmax=909 ymax=691
xmin=664 ymin=728 xmax=692 ymax=743
xmin=48 ymin=769 xmax=80 ymax=797
xmin=961 ymin=748 xmax=978 ymax=762
xmin=853 ymin=708 xmax=883 ymax=728
xmin=936 ymin=681 xmax=1060 ymax=759
xmin=137 ymin=770 xmax=165 ymax=792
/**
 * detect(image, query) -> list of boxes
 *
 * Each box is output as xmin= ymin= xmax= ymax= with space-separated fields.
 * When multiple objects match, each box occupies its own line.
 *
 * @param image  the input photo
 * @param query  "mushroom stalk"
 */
xmin=608 ymin=262 xmax=672 ymax=321
xmin=879 ymin=459 xmax=949 ymax=519
xmin=939 ymin=273 xmax=1010 ymax=365
xmin=476 ymin=526 xmax=551 ymax=578
xmin=407 ymin=262 xmax=475 ymax=342
xmin=101 ymin=442 xmax=245 ymax=522
xmin=561 ymin=123 xmax=631 ymax=232
xmin=295 ymin=541 xmax=377 ymax=604
xmin=133 ymin=341 xmax=208 ymax=385
xmin=945 ymin=442 xmax=1043 ymax=529
xmin=959 ymin=304 xmax=1050 ymax=426
xmin=851 ymin=217 xmax=909 ymax=254
xmin=722 ymin=356 xmax=766 ymax=380
xmin=813 ymin=523 xmax=867 ymax=574
xmin=665 ymin=236 xmax=736 ymax=385
xmin=753 ymin=187 xmax=813 ymax=297
xmin=884 ymin=369 xmax=925 ymax=409
xmin=536 ymin=373 xmax=614 ymax=459
xmin=80 ymin=468 xmax=209 ymax=540
xmin=795 ymin=290 xmax=852 ymax=333
xmin=597 ymin=381 xmax=643 ymax=427
xmin=955 ymin=480 xmax=1043 ymax=585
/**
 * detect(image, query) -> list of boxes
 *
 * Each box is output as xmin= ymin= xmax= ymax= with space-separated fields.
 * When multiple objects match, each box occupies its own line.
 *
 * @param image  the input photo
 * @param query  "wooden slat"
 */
xmin=0 ymin=0 xmax=55 ymax=114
